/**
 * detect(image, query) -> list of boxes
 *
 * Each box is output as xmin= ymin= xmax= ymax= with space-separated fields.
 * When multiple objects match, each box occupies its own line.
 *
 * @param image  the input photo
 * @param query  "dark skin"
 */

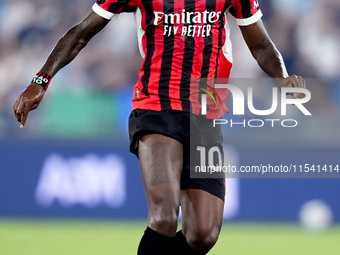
xmin=240 ymin=20 xmax=306 ymax=96
xmin=13 ymin=10 xmax=306 ymax=251
xmin=138 ymin=134 xmax=224 ymax=250
xmin=13 ymin=12 xmax=109 ymax=127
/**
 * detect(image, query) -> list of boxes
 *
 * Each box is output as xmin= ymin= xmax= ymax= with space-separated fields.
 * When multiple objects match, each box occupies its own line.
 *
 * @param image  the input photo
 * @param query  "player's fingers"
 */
xmin=283 ymin=76 xmax=296 ymax=97
xmin=299 ymin=76 xmax=306 ymax=89
xmin=20 ymin=100 xmax=31 ymax=128
xmin=292 ymin=76 xmax=307 ymax=99
xmin=13 ymin=100 xmax=20 ymax=122
xmin=13 ymin=98 xmax=25 ymax=123
xmin=296 ymin=75 xmax=304 ymax=88
xmin=289 ymin=75 xmax=298 ymax=87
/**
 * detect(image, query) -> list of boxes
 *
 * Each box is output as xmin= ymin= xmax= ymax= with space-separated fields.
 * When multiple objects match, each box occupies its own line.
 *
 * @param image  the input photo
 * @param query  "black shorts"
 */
xmin=128 ymin=109 xmax=225 ymax=201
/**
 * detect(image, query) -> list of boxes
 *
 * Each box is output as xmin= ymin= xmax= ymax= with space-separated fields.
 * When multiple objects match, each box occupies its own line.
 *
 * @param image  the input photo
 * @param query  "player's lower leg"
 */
xmin=175 ymin=189 xmax=224 ymax=254
xmin=137 ymin=134 xmax=183 ymax=254
xmin=169 ymin=230 xmax=212 ymax=255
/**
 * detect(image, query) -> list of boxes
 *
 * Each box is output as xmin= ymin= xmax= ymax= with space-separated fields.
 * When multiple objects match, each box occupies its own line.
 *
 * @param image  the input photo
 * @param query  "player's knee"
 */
xmin=186 ymin=226 xmax=220 ymax=250
xmin=149 ymin=213 xmax=178 ymax=236
xmin=149 ymin=213 xmax=178 ymax=228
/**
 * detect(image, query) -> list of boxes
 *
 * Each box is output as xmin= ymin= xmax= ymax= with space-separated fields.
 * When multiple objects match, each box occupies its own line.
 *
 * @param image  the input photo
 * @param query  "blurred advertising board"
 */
xmin=0 ymin=140 xmax=339 ymax=222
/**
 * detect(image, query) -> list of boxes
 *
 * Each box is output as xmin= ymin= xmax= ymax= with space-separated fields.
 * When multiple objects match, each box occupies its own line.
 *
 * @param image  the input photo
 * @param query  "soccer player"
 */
xmin=13 ymin=0 xmax=305 ymax=254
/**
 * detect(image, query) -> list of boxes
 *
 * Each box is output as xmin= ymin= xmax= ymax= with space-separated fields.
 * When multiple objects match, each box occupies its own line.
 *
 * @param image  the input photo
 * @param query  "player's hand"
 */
xmin=276 ymin=75 xmax=306 ymax=99
xmin=13 ymin=83 xmax=45 ymax=128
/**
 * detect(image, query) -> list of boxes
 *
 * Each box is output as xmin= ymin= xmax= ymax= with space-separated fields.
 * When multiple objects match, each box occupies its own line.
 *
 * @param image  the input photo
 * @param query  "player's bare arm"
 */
xmin=240 ymin=19 xmax=306 ymax=98
xmin=13 ymin=11 xmax=109 ymax=128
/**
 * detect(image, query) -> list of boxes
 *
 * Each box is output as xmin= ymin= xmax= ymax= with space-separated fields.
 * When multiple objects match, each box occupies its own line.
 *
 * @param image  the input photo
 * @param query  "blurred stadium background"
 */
xmin=1 ymin=0 xmax=340 ymax=254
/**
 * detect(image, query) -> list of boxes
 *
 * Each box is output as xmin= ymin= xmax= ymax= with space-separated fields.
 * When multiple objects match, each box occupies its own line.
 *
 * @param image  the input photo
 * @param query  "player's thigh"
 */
xmin=139 ymin=133 xmax=183 ymax=190
xmin=138 ymin=134 xmax=184 ymax=230
xmin=181 ymin=189 xmax=224 ymax=248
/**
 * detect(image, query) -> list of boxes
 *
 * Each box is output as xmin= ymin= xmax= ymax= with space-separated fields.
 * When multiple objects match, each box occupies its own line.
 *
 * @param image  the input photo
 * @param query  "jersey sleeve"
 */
xmin=229 ymin=0 xmax=263 ymax=26
xmin=92 ymin=0 xmax=138 ymax=20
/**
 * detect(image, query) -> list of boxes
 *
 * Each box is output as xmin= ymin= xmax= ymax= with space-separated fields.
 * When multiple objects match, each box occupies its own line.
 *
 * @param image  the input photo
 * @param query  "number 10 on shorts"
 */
xmin=195 ymin=145 xmax=225 ymax=177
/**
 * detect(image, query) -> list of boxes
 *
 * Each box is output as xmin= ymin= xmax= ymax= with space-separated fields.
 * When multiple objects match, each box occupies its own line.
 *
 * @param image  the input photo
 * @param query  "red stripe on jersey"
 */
xmin=217 ymin=13 xmax=230 ymax=78
xmin=99 ymin=1 xmax=113 ymax=12
xmin=231 ymin=0 xmax=259 ymax=19
xmin=203 ymin=0 xmax=224 ymax=113
xmin=232 ymin=0 xmax=243 ymax=19
xmin=217 ymin=51 xmax=232 ymax=78
xmin=189 ymin=0 xmax=206 ymax=116
xmin=144 ymin=0 xmax=166 ymax=111
xmin=190 ymin=0 xmax=205 ymax=78
xmin=133 ymin=4 xmax=150 ymax=110
xmin=215 ymin=9 xmax=231 ymax=115
xmin=249 ymin=0 xmax=259 ymax=15
xmin=206 ymin=8 xmax=221 ymax=79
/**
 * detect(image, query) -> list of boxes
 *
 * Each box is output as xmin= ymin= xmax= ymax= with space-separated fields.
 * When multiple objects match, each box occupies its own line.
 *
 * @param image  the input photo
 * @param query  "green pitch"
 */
xmin=0 ymin=220 xmax=339 ymax=255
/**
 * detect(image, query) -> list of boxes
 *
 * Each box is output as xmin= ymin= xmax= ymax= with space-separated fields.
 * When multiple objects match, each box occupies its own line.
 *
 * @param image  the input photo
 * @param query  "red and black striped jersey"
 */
xmin=93 ymin=0 xmax=262 ymax=118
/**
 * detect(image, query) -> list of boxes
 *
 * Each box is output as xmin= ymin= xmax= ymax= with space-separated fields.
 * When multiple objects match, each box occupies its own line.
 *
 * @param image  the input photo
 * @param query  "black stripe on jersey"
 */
xmin=239 ymin=0 xmax=253 ymax=18
xmin=141 ymin=0 xmax=155 ymax=96
xmin=117 ymin=6 xmax=137 ymax=13
xmin=180 ymin=0 xmax=196 ymax=112
xmin=228 ymin=6 xmax=236 ymax=17
xmin=199 ymin=43 xmax=212 ymax=81
xmin=200 ymin=0 xmax=215 ymax=80
xmin=158 ymin=0 xmax=174 ymax=110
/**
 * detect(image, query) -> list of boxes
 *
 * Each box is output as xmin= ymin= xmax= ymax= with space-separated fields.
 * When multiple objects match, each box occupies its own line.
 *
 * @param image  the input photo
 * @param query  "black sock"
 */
xmin=137 ymin=227 xmax=171 ymax=255
xmin=169 ymin=230 xmax=211 ymax=255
